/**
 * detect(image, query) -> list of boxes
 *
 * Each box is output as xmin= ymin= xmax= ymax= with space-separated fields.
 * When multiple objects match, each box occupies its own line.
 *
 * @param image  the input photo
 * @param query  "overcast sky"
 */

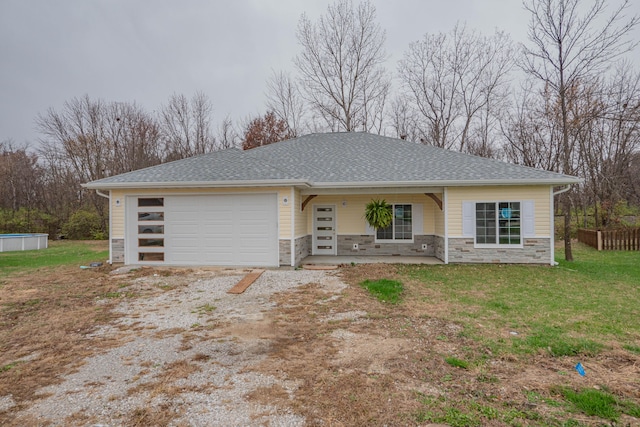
xmin=1 ymin=0 xmax=639 ymax=147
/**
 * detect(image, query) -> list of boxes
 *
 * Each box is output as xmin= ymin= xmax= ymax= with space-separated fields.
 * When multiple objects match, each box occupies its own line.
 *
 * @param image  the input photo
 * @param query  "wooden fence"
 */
xmin=578 ymin=228 xmax=640 ymax=251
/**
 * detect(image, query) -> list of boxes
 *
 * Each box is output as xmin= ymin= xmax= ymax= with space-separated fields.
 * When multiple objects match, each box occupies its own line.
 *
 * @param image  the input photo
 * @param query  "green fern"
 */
xmin=365 ymin=199 xmax=393 ymax=229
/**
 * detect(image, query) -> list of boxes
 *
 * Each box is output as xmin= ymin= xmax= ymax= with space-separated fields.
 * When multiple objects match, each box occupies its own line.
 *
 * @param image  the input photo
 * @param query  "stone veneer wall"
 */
xmin=448 ymin=238 xmax=551 ymax=264
xmin=111 ymin=238 xmax=124 ymax=263
xmin=337 ymin=235 xmax=435 ymax=256
xmin=280 ymin=236 xmax=312 ymax=266
xmin=433 ymin=235 xmax=445 ymax=262
xmin=294 ymin=235 xmax=311 ymax=266
xmin=279 ymin=239 xmax=290 ymax=266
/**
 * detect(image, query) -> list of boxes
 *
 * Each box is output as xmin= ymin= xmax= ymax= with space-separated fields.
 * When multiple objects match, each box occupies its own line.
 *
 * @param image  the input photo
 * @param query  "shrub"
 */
xmin=0 ymin=208 xmax=56 ymax=234
xmin=62 ymin=210 xmax=104 ymax=240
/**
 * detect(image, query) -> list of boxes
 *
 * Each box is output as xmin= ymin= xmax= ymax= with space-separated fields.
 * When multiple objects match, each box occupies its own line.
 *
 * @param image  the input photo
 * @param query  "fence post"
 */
xmin=597 ymin=230 xmax=602 ymax=251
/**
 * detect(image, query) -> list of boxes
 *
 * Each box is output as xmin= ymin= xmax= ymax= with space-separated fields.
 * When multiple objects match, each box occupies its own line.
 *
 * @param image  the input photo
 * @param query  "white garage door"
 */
xmin=129 ymin=193 xmax=278 ymax=266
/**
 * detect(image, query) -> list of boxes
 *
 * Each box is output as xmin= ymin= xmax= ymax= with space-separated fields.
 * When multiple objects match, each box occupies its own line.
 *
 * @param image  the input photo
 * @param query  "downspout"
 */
xmin=550 ymin=185 xmax=572 ymax=266
xmin=95 ymin=190 xmax=113 ymax=264
xmin=290 ymin=188 xmax=295 ymax=267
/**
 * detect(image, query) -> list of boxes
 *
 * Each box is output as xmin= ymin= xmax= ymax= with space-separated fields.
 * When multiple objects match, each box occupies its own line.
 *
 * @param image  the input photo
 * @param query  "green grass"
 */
xmin=444 ymin=356 xmax=469 ymax=369
xmin=554 ymin=387 xmax=640 ymax=421
xmin=0 ymin=240 xmax=109 ymax=277
xmin=623 ymin=344 xmax=640 ymax=355
xmin=400 ymin=243 xmax=640 ymax=356
xmin=359 ymin=278 xmax=404 ymax=304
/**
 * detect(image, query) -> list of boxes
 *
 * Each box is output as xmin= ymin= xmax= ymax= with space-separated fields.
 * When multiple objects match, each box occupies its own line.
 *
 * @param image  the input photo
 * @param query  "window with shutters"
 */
xmin=475 ymin=201 xmax=521 ymax=246
xmin=376 ymin=204 xmax=413 ymax=241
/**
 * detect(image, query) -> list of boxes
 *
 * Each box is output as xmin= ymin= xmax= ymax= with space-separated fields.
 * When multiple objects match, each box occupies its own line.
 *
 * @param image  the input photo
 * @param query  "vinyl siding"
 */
xmin=446 ymin=186 xmax=551 ymax=237
xmin=294 ymin=188 xmax=308 ymax=238
xmin=111 ymin=189 xmax=126 ymax=238
xmin=305 ymin=194 xmax=439 ymax=235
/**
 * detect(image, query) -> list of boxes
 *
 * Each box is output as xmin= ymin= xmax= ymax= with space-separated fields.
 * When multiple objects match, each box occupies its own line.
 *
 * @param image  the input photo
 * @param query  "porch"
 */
xmin=301 ymin=255 xmax=443 ymax=266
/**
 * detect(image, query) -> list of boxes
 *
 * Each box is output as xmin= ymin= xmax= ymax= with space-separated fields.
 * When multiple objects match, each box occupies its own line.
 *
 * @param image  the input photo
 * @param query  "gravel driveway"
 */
xmin=20 ymin=268 xmax=344 ymax=426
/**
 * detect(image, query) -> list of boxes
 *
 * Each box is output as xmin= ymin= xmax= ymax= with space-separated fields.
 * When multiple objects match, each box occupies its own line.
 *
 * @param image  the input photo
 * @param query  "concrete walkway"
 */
xmin=301 ymin=255 xmax=443 ymax=265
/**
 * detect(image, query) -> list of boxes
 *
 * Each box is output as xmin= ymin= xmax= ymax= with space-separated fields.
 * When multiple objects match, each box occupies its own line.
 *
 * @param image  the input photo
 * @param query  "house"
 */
xmin=83 ymin=132 xmax=579 ymax=267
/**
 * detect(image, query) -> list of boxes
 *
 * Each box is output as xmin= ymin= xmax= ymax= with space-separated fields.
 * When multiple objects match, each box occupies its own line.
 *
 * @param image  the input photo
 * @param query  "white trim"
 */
xmin=83 ymin=179 xmax=311 ymax=190
xmin=85 ymin=178 xmax=581 ymax=191
xmin=300 ymin=187 xmax=444 ymax=195
xmin=444 ymin=188 xmax=449 ymax=264
xmin=290 ymin=187 xmax=295 ymax=267
xmin=307 ymin=178 xmax=581 ymax=188
xmin=373 ymin=203 xmax=415 ymax=244
xmin=468 ymin=200 xmax=526 ymax=248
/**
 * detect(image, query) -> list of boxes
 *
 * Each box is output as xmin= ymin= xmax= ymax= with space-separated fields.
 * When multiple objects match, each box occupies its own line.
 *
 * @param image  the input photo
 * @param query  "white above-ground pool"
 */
xmin=0 ymin=234 xmax=49 ymax=252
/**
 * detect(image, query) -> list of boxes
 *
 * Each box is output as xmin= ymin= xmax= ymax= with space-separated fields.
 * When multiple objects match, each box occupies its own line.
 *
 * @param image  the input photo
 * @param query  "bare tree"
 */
xmin=241 ymin=111 xmax=293 ymax=150
xmin=389 ymin=94 xmax=421 ymax=142
xmin=294 ymin=0 xmax=391 ymax=133
xmin=0 ymin=140 xmax=42 ymax=212
xmin=159 ymin=92 xmax=216 ymax=160
xmin=36 ymin=95 xmax=163 ymax=231
xmin=265 ymin=70 xmax=307 ymax=137
xmin=521 ymin=0 xmax=639 ymax=260
xmin=217 ymin=115 xmax=240 ymax=150
xmin=503 ymin=80 xmax=564 ymax=171
xmin=576 ymin=63 xmax=640 ymax=227
xmin=397 ymin=23 xmax=515 ymax=153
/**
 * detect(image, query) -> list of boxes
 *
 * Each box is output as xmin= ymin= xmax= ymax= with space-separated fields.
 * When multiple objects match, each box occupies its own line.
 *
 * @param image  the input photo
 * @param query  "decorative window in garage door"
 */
xmin=137 ymin=198 xmax=165 ymax=261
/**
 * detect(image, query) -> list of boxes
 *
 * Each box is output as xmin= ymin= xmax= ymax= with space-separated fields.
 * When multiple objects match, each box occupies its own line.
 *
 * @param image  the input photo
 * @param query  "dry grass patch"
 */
xmin=245 ymin=263 xmax=640 ymax=426
xmin=0 ymin=262 xmax=181 ymax=426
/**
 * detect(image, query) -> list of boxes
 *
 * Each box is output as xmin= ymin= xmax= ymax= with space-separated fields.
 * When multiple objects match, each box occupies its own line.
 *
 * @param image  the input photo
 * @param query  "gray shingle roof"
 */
xmin=84 ymin=132 xmax=579 ymax=189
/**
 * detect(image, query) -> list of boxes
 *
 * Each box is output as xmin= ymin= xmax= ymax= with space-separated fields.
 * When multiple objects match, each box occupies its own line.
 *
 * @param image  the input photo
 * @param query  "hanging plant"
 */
xmin=364 ymin=198 xmax=393 ymax=229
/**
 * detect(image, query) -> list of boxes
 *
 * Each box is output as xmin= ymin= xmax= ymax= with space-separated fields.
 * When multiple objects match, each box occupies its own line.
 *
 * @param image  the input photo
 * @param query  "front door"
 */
xmin=313 ymin=205 xmax=336 ymax=255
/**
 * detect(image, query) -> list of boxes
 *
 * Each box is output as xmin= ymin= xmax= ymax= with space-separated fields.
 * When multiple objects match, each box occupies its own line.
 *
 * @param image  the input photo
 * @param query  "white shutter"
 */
xmin=412 ymin=203 xmax=423 ymax=235
xmin=522 ymin=200 xmax=535 ymax=237
xmin=462 ymin=202 xmax=475 ymax=237
xmin=365 ymin=220 xmax=375 ymax=235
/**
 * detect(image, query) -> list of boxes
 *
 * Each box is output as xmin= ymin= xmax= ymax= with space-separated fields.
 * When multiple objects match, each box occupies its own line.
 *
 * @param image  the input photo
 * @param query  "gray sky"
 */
xmin=1 ymin=0 xmax=639 ymax=146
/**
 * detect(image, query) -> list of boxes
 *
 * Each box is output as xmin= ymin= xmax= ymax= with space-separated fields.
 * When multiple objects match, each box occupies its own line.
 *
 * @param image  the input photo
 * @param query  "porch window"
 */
xmin=376 ymin=204 xmax=412 ymax=241
xmin=475 ymin=202 xmax=521 ymax=245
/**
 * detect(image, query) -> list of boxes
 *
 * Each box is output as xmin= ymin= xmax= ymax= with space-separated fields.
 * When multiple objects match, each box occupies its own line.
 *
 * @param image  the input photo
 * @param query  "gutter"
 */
xmin=84 ymin=177 xmax=581 ymax=191
xmin=553 ymin=185 xmax=572 ymax=196
xmin=82 ymin=179 xmax=312 ymax=190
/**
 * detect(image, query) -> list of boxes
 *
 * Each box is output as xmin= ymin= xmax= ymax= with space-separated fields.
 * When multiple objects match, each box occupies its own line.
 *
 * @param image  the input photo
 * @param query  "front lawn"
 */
xmin=336 ymin=243 xmax=640 ymax=426
xmin=0 ymin=240 xmax=109 ymax=277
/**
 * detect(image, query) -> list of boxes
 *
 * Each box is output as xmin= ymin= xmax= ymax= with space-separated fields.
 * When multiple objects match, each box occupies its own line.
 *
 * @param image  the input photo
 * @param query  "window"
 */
xmin=136 ymin=197 xmax=165 ymax=262
xmin=475 ymin=202 xmax=521 ymax=245
xmin=138 ymin=198 xmax=164 ymax=207
xmin=376 ymin=204 xmax=412 ymax=241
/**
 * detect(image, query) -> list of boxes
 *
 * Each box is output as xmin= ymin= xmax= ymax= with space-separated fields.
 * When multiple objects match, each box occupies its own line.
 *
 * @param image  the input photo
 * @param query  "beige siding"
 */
xmin=294 ymin=188 xmax=308 ymax=238
xmin=111 ymin=189 xmax=126 ymax=237
xmin=108 ymin=187 xmax=292 ymax=240
xmin=446 ymin=186 xmax=551 ymax=237
xmin=305 ymin=194 xmax=439 ymax=235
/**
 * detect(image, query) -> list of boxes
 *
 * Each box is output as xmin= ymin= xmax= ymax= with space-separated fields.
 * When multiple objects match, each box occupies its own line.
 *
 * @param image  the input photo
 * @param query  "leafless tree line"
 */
xmin=1 ymin=92 xmax=240 ymax=235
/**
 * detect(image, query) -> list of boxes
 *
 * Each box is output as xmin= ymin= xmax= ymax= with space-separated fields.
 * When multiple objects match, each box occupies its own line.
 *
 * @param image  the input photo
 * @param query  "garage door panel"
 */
xmin=155 ymin=194 xmax=277 ymax=266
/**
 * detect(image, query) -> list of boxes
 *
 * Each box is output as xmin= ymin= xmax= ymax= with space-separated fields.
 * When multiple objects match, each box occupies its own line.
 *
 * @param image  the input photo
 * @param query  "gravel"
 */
xmin=19 ymin=268 xmax=343 ymax=426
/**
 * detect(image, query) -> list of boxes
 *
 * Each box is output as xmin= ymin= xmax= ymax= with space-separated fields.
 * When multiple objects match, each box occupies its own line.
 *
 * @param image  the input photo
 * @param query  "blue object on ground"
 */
xmin=575 ymin=362 xmax=586 ymax=376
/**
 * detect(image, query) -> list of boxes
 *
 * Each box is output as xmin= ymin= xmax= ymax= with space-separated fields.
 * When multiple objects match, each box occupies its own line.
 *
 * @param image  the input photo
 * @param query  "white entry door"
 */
xmin=313 ymin=205 xmax=336 ymax=255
